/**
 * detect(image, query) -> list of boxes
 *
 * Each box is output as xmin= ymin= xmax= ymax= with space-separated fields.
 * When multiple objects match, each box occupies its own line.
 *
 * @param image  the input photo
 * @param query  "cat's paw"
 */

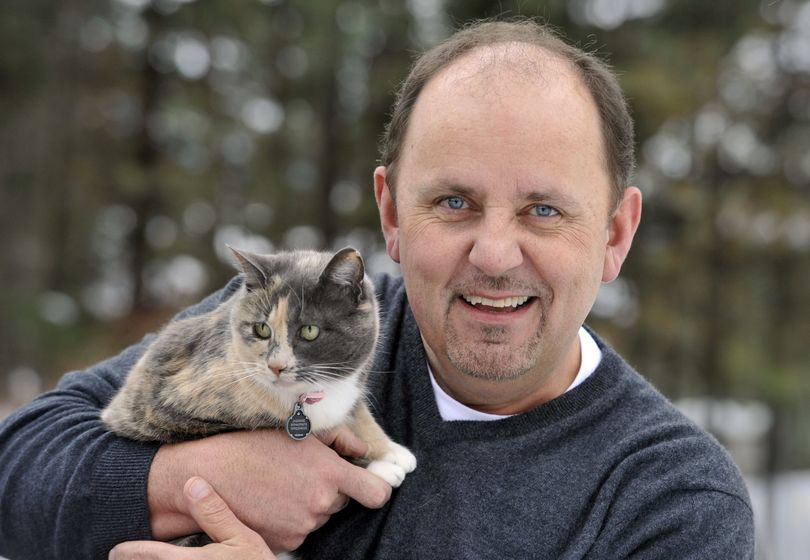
xmin=383 ymin=441 xmax=417 ymax=473
xmin=366 ymin=460 xmax=408 ymax=487
xmin=366 ymin=442 xmax=417 ymax=487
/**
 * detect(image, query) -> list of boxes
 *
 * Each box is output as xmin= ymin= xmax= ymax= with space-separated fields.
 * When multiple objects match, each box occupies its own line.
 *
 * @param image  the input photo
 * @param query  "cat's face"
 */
xmin=228 ymin=247 xmax=378 ymax=399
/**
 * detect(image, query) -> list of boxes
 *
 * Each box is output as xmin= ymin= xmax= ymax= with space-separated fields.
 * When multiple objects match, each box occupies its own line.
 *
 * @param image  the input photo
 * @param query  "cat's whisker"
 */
xmin=305 ymin=365 xmax=357 ymax=372
xmin=260 ymin=287 xmax=276 ymax=317
xmin=202 ymin=364 xmax=266 ymax=383
xmin=203 ymin=367 xmax=261 ymax=380
xmin=223 ymin=360 xmax=266 ymax=367
xmin=306 ymin=361 xmax=357 ymax=368
xmin=284 ymin=280 xmax=302 ymax=307
xmin=363 ymin=369 xmax=397 ymax=376
xmin=208 ymin=368 xmax=261 ymax=386
xmin=299 ymin=369 xmax=357 ymax=382
xmin=214 ymin=368 xmax=267 ymax=390
xmin=303 ymin=368 xmax=353 ymax=376
xmin=302 ymin=369 xmax=356 ymax=379
xmin=204 ymin=366 xmax=265 ymax=379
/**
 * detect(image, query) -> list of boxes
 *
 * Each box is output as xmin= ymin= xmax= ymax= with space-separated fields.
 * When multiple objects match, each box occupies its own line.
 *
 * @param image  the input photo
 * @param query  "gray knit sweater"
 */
xmin=0 ymin=275 xmax=754 ymax=559
xmin=300 ymin=275 xmax=754 ymax=559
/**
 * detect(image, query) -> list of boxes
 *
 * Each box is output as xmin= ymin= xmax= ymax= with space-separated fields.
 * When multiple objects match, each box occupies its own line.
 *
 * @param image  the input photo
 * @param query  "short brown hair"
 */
xmin=379 ymin=18 xmax=635 ymax=210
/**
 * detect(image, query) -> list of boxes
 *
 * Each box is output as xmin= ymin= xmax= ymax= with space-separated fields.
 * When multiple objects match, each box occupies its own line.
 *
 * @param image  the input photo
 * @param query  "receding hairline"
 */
xmin=431 ymin=40 xmax=582 ymax=83
xmin=380 ymin=19 xmax=636 ymax=212
xmin=394 ymin=42 xmax=611 ymax=200
xmin=416 ymin=41 xmax=601 ymax=127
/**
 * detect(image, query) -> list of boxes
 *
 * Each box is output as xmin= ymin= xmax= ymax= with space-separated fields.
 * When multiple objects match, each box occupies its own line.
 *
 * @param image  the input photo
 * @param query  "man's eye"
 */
xmin=441 ymin=196 xmax=466 ymax=210
xmin=531 ymin=204 xmax=559 ymax=218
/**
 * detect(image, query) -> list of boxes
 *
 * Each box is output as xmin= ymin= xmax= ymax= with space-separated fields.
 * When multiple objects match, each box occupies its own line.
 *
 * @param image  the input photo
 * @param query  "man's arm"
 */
xmin=584 ymin=433 xmax=755 ymax=560
xmin=0 ymin=338 xmax=162 ymax=559
xmin=0 ymin=279 xmax=390 ymax=559
xmin=0 ymin=283 xmax=237 ymax=559
xmin=588 ymin=488 xmax=755 ymax=559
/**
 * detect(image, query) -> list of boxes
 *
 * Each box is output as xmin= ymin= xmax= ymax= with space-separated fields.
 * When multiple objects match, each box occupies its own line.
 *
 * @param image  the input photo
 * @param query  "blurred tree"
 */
xmin=0 ymin=0 xmax=808 ymax=475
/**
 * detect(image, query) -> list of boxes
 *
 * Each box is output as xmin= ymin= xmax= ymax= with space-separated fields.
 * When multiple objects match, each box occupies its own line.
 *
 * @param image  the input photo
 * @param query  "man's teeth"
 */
xmin=462 ymin=295 xmax=530 ymax=308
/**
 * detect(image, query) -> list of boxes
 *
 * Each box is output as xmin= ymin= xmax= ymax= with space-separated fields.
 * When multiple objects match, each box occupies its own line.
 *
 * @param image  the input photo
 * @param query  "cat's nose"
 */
xmin=268 ymin=360 xmax=286 ymax=376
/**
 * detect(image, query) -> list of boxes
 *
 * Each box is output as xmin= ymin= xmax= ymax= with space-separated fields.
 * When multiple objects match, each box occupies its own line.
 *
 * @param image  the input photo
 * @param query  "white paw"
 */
xmin=367 ymin=460 xmax=408 ymax=487
xmin=381 ymin=441 xmax=417 ymax=473
xmin=366 ymin=442 xmax=417 ymax=487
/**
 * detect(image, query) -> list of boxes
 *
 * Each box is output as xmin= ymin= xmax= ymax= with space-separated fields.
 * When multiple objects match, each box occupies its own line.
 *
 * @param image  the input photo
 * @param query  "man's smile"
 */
xmin=456 ymin=293 xmax=538 ymax=318
xmin=461 ymin=294 xmax=531 ymax=309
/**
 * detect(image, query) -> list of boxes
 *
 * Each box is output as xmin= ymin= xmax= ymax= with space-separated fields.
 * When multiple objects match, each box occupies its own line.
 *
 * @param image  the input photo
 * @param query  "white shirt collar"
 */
xmin=427 ymin=326 xmax=602 ymax=421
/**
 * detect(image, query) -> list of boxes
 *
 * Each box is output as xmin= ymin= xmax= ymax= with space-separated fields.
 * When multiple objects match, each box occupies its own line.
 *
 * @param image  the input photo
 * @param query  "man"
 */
xmin=0 ymin=19 xmax=754 ymax=560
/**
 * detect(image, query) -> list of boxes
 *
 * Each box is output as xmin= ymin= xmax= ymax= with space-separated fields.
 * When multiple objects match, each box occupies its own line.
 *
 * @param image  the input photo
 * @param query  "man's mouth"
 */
xmin=460 ymin=294 xmax=533 ymax=312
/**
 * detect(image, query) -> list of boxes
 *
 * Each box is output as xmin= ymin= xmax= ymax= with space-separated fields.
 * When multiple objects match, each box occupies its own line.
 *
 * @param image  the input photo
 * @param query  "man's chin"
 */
xmin=446 ymin=341 xmax=535 ymax=382
xmin=442 ymin=301 xmax=545 ymax=380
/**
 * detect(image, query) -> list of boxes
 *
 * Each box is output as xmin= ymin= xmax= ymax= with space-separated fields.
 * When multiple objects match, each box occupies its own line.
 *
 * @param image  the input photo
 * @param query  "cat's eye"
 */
xmin=299 ymin=325 xmax=320 ymax=341
xmin=253 ymin=322 xmax=272 ymax=339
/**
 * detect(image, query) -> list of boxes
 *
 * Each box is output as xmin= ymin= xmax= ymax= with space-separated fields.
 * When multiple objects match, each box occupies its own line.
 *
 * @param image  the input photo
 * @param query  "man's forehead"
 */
xmin=398 ymin=42 xmax=609 ymax=200
xmin=409 ymin=42 xmax=599 ymax=142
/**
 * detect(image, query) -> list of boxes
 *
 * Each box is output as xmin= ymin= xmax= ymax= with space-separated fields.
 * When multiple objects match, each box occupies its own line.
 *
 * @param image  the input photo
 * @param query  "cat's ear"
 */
xmin=320 ymin=247 xmax=365 ymax=302
xmin=228 ymin=246 xmax=270 ymax=291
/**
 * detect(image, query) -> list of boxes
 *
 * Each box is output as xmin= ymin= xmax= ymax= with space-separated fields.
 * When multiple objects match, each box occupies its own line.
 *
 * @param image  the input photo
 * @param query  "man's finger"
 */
xmin=319 ymin=425 xmax=369 ymax=458
xmin=109 ymin=539 xmax=195 ymax=560
xmin=337 ymin=462 xmax=392 ymax=510
xmin=326 ymin=493 xmax=351 ymax=515
xmin=183 ymin=477 xmax=260 ymax=545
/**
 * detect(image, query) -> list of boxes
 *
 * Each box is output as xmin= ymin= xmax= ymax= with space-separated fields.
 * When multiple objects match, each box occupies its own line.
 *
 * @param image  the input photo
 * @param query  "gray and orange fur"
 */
xmin=102 ymin=246 xmax=416 ymax=488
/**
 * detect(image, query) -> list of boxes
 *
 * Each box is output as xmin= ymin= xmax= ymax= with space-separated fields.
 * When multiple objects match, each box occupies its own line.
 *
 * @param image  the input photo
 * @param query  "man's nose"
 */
xmin=467 ymin=215 xmax=524 ymax=277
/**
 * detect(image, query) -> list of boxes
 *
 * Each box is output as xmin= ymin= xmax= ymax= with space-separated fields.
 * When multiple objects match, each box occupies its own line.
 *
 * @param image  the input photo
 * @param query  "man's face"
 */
xmin=376 ymin=46 xmax=640 ymax=408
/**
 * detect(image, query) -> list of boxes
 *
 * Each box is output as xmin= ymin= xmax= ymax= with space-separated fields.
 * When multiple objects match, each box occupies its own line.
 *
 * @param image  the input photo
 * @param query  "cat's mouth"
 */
xmin=270 ymin=373 xmax=324 ymax=393
xmin=460 ymin=294 xmax=534 ymax=313
xmin=271 ymin=375 xmax=313 ymax=389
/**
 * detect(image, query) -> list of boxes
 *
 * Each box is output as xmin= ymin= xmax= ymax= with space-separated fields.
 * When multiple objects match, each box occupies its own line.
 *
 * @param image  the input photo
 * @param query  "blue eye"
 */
xmin=442 ymin=196 xmax=466 ymax=210
xmin=531 ymin=205 xmax=559 ymax=218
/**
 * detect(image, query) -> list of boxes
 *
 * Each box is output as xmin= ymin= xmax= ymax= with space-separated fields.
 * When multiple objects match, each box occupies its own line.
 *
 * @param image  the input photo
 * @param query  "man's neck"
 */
xmin=423 ymin=332 xmax=582 ymax=416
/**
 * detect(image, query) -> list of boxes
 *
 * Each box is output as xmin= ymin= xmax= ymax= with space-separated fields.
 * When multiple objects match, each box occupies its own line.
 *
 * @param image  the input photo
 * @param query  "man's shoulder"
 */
xmin=372 ymin=273 xmax=409 ymax=323
xmin=587 ymin=361 xmax=754 ymax=556
xmin=372 ymin=272 xmax=404 ymax=303
xmin=589 ymin=338 xmax=750 ymax=504
xmin=170 ymin=275 xmax=242 ymax=321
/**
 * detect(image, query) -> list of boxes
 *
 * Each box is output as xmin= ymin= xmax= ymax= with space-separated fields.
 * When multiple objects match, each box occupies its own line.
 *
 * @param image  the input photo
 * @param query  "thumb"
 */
xmin=184 ymin=476 xmax=259 ymax=545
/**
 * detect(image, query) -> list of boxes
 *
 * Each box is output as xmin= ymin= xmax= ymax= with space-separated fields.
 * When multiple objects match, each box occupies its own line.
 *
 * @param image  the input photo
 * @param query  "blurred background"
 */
xmin=0 ymin=0 xmax=808 ymax=557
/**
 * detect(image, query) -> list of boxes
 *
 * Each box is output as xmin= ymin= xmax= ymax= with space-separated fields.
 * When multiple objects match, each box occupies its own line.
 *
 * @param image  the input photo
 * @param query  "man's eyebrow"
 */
xmin=522 ymin=188 xmax=583 ymax=211
xmin=416 ymin=180 xmax=479 ymax=199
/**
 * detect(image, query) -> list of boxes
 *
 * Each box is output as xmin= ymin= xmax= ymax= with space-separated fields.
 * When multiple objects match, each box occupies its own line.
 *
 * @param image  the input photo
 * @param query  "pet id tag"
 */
xmin=286 ymin=402 xmax=311 ymax=440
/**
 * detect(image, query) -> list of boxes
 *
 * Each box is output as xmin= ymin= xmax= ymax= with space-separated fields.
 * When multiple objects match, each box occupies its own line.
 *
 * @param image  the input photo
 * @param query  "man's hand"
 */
xmin=147 ymin=427 xmax=391 ymax=552
xmin=110 ymin=477 xmax=276 ymax=559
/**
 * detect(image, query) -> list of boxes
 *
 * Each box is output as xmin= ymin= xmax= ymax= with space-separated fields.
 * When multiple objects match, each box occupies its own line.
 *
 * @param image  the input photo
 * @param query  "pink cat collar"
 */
xmin=299 ymin=392 xmax=325 ymax=405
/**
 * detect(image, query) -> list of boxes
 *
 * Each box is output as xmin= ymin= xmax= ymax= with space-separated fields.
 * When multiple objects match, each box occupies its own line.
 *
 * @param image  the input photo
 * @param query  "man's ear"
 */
xmin=602 ymin=186 xmax=642 ymax=283
xmin=374 ymin=166 xmax=401 ymax=263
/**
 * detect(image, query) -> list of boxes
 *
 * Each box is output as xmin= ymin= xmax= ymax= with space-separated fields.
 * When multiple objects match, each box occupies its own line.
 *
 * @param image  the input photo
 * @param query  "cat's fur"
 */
xmin=101 ymin=246 xmax=416 ymax=547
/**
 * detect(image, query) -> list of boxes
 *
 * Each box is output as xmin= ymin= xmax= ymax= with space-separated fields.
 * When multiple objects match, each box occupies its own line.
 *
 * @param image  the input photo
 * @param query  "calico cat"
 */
xmin=101 ymin=246 xmax=416 ymax=546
